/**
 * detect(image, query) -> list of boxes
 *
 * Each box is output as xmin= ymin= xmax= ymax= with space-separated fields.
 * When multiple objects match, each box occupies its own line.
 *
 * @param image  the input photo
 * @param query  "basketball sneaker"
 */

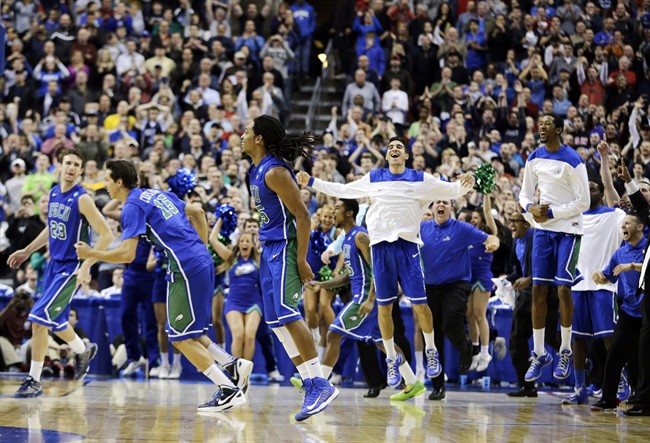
xmin=524 ymin=351 xmax=552 ymax=382
xmin=224 ymin=358 xmax=254 ymax=393
xmin=390 ymin=381 xmax=426 ymax=401
xmin=197 ymin=386 xmax=246 ymax=412
xmin=553 ymin=349 xmax=573 ymax=380
xmin=386 ymin=354 xmax=403 ymax=387
xmin=74 ymin=342 xmax=98 ymax=380
xmin=167 ymin=363 xmax=182 ymax=379
xmin=617 ymin=370 xmax=630 ymax=402
xmin=562 ymin=386 xmax=588 ymax=405
xmin=425 ymin=349 xmax=441 ymax=378
xmin=476 ymin=354 xmax=492 ymax=372
xmin=295 ymin=378 xmax=339 ymax=421
xmin=122 ymin=356 xmax=147 ymax=376
xmin=15 ymin=376 xmax=43 ymax=398
xmin=268 ymin=370 xmax=284 ymax=382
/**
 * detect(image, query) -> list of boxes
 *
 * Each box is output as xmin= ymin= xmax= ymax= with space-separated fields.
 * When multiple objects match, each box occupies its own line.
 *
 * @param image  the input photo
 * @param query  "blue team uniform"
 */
xmin=469 ymin=244 xmax=495 ymax=292
xmin=307 ymin=227 xmax=338 ymax=281
xmin=121 ymin=188 xmax=213 ymax=342
xmin=329 ymin=226 xmax=381 ymax=343
xmin=224 ymin=257 xmax=262 ymax=316
xmin=121 ymin=240 xmax=159 ymax=364
xmin=151 ymin=247 xmax=167 ymax=304
xmin=249 ymin=154 xmax=303 ymax=328
xmin=29 ymin=184 xmax=90 ymax=332
xmin=602 ymin=237 xmax=647 ymax=319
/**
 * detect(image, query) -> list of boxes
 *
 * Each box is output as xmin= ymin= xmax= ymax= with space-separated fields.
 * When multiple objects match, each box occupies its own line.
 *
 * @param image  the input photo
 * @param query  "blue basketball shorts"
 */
xmin=329 ymin=300 xmax=382 ymax=343
xmin=572 ymin=290 xmax=616 ymax=338
xmin=165 ymin=264 xmax=214 ymax=342
xmin=532 ymin=230 xmax=582 ymax=286
xmin=29 ymin=260 xmax=81 ymax=332
xmin=371 ymin=239 xmax=427 ymax=306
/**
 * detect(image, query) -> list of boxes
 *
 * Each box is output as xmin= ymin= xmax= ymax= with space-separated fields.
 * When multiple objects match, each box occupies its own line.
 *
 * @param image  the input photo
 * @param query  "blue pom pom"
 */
xmin=214 ymin=204 xmax=238 ymax=237
xmin=310 ymin=230 xmax=331 ymax=256
xmin=167 ymin=168 xmax=197 ymax=198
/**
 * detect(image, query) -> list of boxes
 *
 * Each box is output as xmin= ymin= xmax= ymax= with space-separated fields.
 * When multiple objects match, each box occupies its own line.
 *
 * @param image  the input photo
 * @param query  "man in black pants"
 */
xmin=421 ymin=200 xmax=499 ymax=400
xmin=615 ymin=159 xmax=650 ymax=416
xmin=505 ymin=212 xmax=560 ymax=397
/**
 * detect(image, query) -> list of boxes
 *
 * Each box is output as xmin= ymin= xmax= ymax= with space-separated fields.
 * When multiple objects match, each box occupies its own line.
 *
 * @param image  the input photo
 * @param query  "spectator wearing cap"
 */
xmin=144 ymin=45 xmax=176 ymax=78
xmin=381 ymin=55 xmax=412 ymax=95
xmin=5 ymin=159 xmax=28 ymax=213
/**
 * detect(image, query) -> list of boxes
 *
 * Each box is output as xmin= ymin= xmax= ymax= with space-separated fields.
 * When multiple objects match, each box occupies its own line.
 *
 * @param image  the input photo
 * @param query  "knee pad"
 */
xmin=272 ymin=326 xmax=300 ymax=358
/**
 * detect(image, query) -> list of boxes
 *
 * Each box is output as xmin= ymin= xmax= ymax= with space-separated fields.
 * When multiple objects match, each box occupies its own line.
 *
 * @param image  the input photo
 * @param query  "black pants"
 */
xmin=509 ymin=287 xmax=560 ymax=389
xmin=602 ymin=309 xmax=642 ymax=402
xmin=635 ymin=276 xmax=650 ymax=407
xmin=427 ymin=282 xmax=471 ymax=390
xmin=356 ymin=301 xmax=411 ymax=388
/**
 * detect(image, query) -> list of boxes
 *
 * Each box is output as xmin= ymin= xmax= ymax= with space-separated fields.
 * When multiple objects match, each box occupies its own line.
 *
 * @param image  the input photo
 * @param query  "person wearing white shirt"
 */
xmin=381 ymin=78 xmax=409 ymax=128
xmin=99 ymin=268 xmax=124 ymax=300
xmin=115 ymin=40 xmax=145 ymax=77
xmin=298 ymin=137 xmax=475 ymax=399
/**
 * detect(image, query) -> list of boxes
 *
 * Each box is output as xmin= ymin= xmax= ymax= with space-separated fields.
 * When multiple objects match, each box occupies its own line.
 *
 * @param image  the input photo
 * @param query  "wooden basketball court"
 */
xmin=1 ymin=376 xmax=649 ymax=442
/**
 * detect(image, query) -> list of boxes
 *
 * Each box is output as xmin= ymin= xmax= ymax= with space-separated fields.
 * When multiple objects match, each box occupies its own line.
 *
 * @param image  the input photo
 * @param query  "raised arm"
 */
xmin=597 ymin=141 xmax=620 ymax=207
xmin=297 ymin=171 xmax=371 ymax=199
xmin=209 ymin=218 xmax=232 ymax=261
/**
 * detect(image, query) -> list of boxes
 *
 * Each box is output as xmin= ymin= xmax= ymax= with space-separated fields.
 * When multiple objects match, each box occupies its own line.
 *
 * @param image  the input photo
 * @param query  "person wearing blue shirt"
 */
xmin=75 ymin=159 xmax=249 ymax=413
xmin=420 ymin=200 xmax=499 ymax=400
xmin=465 ymin=19 xmax=487 ymax=72
xmin=592 ymin=213 xmax=646 ymax=411
xmin=290 ymin=0 xmax=316 ymax=78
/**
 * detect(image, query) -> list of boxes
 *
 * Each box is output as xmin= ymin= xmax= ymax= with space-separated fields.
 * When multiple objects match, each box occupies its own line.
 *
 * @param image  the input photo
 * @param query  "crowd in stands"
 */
xmin=0 ymin=0 xmax=650 ymax=390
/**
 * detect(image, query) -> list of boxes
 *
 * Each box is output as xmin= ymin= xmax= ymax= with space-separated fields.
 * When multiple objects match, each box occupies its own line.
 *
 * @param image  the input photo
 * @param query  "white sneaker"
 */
xmin=469 ymin=354 xmax=480 ymax=372
xmin=476 ymin=354 xmax=493 ymax=372
xmin=157 ymin=365 xmax=172 ymax=379
xmin=329 ymin=373 xmax=342 ymax=385
xmin=122 ymin=356 xmax=146 ymax=376
xmin=415 ymin=367 xmax=426 ymax=383
xmin=167 ymin=364 xmax=182 ymax=379
xmin=268 ymin=370 xmax=284 ymax=382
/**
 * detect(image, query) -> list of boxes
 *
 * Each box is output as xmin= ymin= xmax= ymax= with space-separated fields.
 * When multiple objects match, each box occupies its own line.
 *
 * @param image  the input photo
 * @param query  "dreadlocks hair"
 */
xmin=252 ymin=115 xmax=315 ymax=164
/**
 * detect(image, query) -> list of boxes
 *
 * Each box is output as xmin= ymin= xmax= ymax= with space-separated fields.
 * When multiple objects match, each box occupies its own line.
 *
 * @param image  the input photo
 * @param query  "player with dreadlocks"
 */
xmin=242 ymin=115 xmax=338 ymax=421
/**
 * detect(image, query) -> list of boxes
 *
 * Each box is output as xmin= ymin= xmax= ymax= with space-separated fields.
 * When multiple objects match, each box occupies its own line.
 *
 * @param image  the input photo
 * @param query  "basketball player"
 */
xmin=519 ymin=113 xmax=590 ymax=382
xmin=297 ymin=137 xmax=475 ymax=396
xmin=242 ymin=115 xmax=338 ymax=421
xmin=8 ymin=149 xmax=113 ymax=397
xmin=75 ymin=160 xmax=249 ymax=412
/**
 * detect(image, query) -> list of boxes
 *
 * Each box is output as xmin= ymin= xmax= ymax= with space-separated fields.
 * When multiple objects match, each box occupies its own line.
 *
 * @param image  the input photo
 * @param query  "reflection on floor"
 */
xmin=1 ymin=376 xmax=649 ymax=442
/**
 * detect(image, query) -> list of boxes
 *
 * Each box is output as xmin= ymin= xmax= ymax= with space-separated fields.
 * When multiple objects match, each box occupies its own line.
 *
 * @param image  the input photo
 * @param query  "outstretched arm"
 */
xmin=297 ymin=171 xmax=371 ymax=199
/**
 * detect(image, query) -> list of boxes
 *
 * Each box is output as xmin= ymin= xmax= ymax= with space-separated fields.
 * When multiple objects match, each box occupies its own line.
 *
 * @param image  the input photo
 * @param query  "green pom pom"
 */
xmin=318 ymin=265 xmax=334 ymax=282
xmin=474 ymin=163 xmax=497 ymax=194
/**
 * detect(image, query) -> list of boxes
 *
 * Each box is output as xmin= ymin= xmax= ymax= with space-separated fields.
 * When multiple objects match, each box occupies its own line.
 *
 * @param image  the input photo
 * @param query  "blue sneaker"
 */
xmin=553 ymin=349 xmax=573 ymax=380
xmin=15 ymin=376 xmax=43 ymax=398
xmin=386 ymin=354 xmax=403 ymax=387
xmin=562 ymin=386 xmax=588 ymax=405
xmin=295 ymin=378 xmax=339 ymax=421
xmin=425 ymin=349 xmax=441 ymax=378
xmin=524 ymin=351 xmax=553 ymax=382
xmin=617 ymin=369 xmax=630 ymax=402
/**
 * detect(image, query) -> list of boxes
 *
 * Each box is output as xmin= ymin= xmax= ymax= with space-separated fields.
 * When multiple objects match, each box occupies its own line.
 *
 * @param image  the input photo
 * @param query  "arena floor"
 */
xmin=1 ymin=375 xmax=649 ymax=442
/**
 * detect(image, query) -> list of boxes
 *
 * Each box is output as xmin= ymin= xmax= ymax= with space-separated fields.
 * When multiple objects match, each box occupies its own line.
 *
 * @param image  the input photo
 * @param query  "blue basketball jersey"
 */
xmin=343 ymin=226 xmax=373 ymax=304
xmin=228 ymin=257 xmax=261 ymax=300
xmin=47 ymin=184 xmax=89 ymax=261
xmin=248 ymin=154 xmax=297 ymax=242
xmin=120 ymin=188 xmax=212 ymax=276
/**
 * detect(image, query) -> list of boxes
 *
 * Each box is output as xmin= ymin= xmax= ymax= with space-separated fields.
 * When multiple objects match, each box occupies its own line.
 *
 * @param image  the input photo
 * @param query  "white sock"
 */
xmin=297 ymin=362 xmax=309 ymax=381
xmin=473 ymin=341 xmax=480 ymax=347
xmin=203 ymin=363 xmax=234 ymax=387
xmin=560 ymin=326 xmax=572 ymax=351
xmin=399 ymin=361 xmax=417 ymax=385
xmin=317 ymin=345 xmax=325 ymax=361
xmin=68 ymin=336 xmax=86 ymax=354
xmin=173 ymin=352 xmax=181 ymax=366
xmin=305 ymin=357 xmax=324 ymax=379
xmin=383 ymin=337 xmax=397 ymax=360
xmin=414 ymin=352 xmax=424 ymax=371
xmin=423 ymin=331 xmax=436 ymax=351
xmin=161 ymin=357 xmax=170 ymax=368
xmin=533 ymin=328 xmax=546 ymax=356
xmin=480 ymin=345 xmax=489 ymax=357
xmin=207 ymin=343 xmax=235 ymax=365
xmin=322 ymin=365 xmax=333 ymax=379
xmin=29 ymin=360 xmax=44 ymax=382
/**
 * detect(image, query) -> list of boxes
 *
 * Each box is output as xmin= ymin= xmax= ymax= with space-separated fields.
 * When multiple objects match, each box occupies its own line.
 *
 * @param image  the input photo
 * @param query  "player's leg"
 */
xmin=526 ymin=230 xmax=554 ymax=382
xmin=553 ymin=234 xmax=581 ymax=380
xmin=321 ymin=330 xmax=343 ymax=379
xmin=242 ymin=308 xmax=261 ymax=361
xmin=225 ymin=310 xmax=245 ymax=358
